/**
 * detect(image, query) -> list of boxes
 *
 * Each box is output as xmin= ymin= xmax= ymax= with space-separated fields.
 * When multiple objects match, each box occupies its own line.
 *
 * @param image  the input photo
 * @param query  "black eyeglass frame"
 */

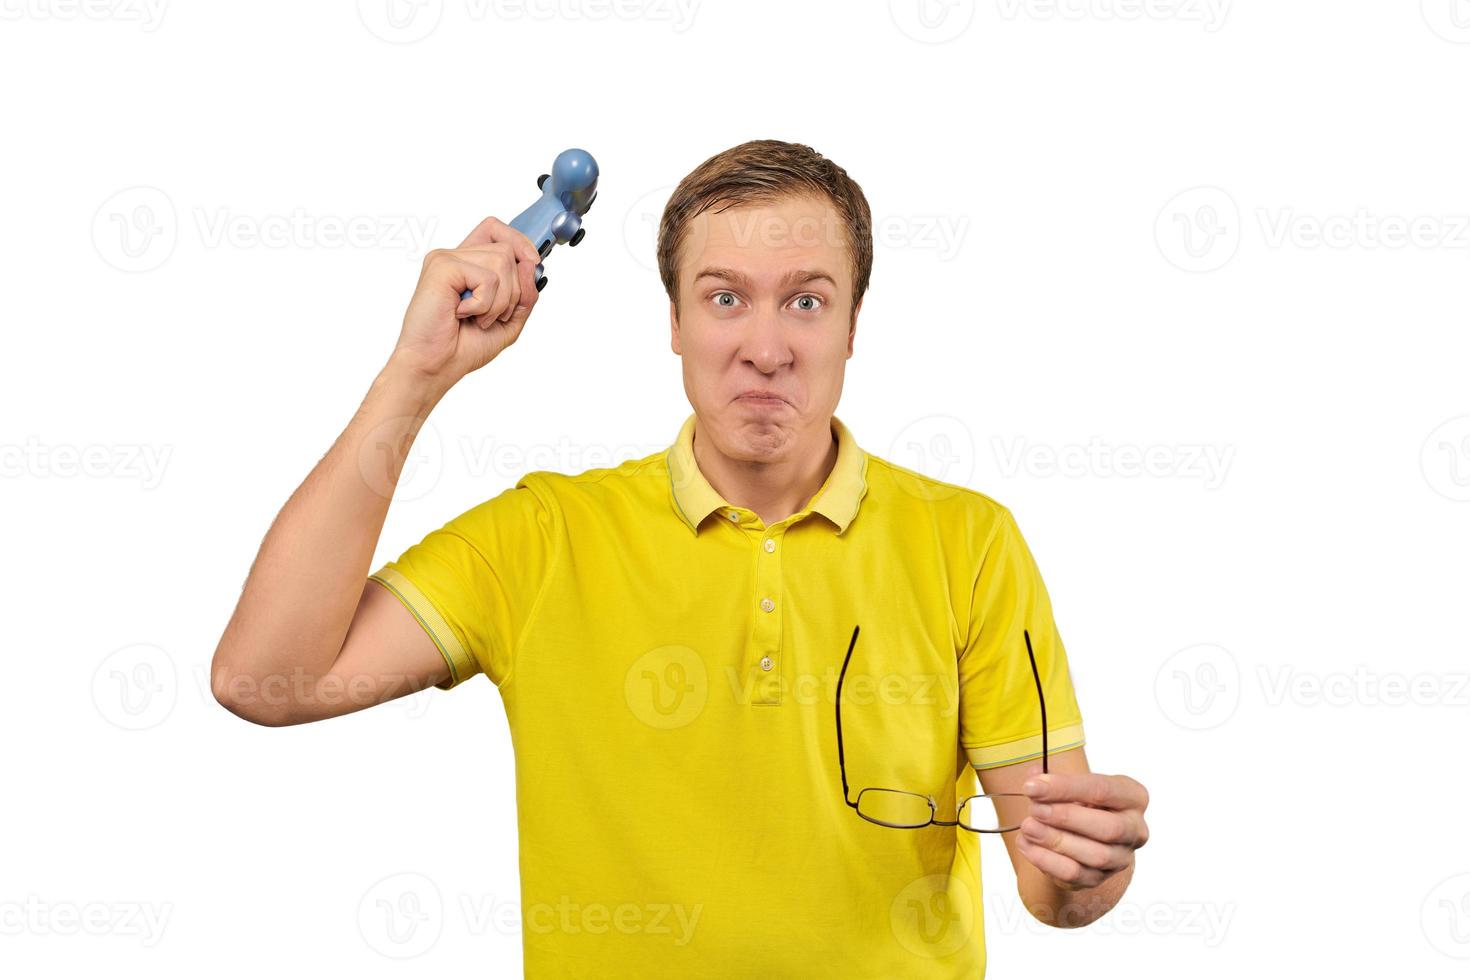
xmin=835 ymin=623 xmax=1049 ymax=833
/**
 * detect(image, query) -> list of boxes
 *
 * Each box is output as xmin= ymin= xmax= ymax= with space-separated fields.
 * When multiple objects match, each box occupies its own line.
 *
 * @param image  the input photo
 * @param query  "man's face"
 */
xmin=669 ymin=193 xmax=860 ymax=462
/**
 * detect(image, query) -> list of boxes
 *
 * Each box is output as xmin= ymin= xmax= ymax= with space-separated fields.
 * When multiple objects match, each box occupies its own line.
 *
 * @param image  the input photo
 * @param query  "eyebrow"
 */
xmin=691 ymin=267 xmax=837 ymax=291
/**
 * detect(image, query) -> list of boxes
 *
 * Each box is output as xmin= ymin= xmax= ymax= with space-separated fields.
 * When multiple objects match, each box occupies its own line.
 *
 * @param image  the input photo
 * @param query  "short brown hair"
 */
xmin=657 ymin=139 xmax=873 ymax=323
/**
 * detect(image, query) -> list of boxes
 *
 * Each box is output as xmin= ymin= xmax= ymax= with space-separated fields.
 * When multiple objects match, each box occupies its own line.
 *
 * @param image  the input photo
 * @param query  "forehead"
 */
xmin=679 ymin=193 xmax=851 ymax=284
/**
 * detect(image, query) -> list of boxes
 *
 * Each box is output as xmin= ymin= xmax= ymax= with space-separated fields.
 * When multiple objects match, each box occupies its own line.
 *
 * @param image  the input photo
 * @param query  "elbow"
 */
xmin=214 ymin=689 xmax=290 ymax=728
xmin=1015 ymin=875 xmax=1081 ymax=930
xmin=210 ymin=653 xmax=295 ymax=728
xmin=1018 ymin=873 xmax=1128 ymax=930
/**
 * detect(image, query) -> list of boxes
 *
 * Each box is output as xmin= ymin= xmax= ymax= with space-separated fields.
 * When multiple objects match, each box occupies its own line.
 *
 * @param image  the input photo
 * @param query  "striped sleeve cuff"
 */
xmin=369 ymin=566 xmax=478 ymax=691
xmin=964 ymin=722 xmax=1086 ymax=770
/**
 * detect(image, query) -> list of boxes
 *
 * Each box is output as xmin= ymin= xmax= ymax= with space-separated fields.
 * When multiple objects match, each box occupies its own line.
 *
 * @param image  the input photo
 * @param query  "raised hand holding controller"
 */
xmin=459 ymin=147 xmax=599 ymax=302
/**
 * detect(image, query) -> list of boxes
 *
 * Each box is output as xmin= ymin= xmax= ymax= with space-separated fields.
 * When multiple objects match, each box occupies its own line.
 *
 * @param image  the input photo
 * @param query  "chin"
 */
xmin=727 ymin=417 xmax=796 ymax=457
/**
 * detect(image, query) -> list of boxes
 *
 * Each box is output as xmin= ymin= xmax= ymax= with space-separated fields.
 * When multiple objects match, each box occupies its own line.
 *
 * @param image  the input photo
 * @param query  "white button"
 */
xmin=759 ymin=656 xmax=774 ymax=671
xmin=760 ymin=597 xmax=774 ymax=612
xmin=763 ymin=538 xmax=776 ymax=553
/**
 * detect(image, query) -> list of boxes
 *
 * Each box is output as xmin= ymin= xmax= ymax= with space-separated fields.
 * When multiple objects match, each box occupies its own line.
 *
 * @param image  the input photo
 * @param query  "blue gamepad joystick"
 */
xmin=460 ymin=147 xmax=598 ymax=301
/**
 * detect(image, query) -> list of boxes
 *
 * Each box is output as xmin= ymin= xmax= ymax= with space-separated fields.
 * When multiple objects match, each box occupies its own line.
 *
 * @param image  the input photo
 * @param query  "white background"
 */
xmin=3 ymin=1 xmax=1469 ymax=976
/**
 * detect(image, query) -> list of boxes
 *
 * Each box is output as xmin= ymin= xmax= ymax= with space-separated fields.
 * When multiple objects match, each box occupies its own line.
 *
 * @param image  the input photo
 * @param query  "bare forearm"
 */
xmin=211 ymin=353 xmax=447 ymax=708
xmin=1020 ymin=856 xmax=1134 ymax=928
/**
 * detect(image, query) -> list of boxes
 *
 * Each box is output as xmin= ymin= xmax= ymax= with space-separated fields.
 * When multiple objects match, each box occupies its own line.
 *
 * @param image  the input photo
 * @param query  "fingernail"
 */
xmin=1031 ymin=803 xmax=1052 ymax=818
xmin=1022 ymin=777 xmax=1046 ymax=795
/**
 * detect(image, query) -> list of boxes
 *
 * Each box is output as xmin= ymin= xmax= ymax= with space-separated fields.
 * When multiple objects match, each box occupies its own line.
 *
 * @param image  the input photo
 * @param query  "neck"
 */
xmin=694 ymin=418 xmax=839 ymax=527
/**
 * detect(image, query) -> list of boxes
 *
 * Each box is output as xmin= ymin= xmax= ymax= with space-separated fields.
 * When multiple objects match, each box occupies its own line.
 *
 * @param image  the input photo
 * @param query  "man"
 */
xmin=212 ymin=139 xmax=1150 ymax=978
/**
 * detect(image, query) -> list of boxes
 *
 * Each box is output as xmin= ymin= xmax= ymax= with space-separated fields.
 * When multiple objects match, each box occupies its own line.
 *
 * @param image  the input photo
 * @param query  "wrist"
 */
xmin=378 ymin=350 xmax=454 ymax=411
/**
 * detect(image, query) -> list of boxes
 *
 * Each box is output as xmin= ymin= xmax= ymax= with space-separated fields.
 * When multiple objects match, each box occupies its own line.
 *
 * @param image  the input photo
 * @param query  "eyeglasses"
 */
xmin=835 ymin=624 xmax=1049 ymax=833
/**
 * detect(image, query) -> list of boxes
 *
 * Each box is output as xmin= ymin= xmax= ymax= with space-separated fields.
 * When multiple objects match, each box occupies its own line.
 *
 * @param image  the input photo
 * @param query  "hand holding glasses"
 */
xmin=835 ymin=624 xmax=1049 ymax=833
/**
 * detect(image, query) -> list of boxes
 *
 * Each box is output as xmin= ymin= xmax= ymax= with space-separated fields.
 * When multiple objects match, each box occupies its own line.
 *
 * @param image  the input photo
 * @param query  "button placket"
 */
xmin=750 ymin=526 xmax=783 ymax=704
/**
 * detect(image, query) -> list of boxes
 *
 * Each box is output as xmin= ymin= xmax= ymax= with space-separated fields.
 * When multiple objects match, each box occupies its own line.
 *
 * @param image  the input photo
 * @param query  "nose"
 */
xmin=740 ymin=306 xmax=793 ymax=374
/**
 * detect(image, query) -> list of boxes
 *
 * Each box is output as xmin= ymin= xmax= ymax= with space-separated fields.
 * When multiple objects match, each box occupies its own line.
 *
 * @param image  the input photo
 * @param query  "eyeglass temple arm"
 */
xmin=1023 ymin=628 xmax=1048 ymax=775
xmin=835 ymin=624 xmax=860 ymax=806
xmin=841 ymin=625 xmax=1046 ymax=802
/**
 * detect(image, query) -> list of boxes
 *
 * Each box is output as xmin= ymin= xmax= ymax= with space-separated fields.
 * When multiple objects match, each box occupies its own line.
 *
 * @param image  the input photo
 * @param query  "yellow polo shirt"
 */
xmin=369 ymin=412 xmax=1085 ymax=978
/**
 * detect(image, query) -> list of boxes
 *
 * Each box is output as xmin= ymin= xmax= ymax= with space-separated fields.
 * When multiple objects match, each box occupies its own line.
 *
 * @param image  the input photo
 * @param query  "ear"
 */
xmin=847 ymin=299 xmax=861 ymax=358
xmin=670 ymin=299 xmax=682 ymax=355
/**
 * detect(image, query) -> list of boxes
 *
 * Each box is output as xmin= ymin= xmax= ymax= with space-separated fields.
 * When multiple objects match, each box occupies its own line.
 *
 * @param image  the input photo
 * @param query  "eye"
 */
xmin=709 ymin=291 xmax=824 ymax=312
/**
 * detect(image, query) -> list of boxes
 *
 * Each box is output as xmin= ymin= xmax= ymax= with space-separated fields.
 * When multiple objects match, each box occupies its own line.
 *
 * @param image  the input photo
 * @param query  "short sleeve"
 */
xmin=958 ymin=506 xmax=1085 ymax=769
xmin=368 ymin=478 xmax=557 ymax=691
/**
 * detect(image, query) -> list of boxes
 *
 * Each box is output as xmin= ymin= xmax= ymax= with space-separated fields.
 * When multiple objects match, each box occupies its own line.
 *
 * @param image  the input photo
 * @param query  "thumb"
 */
xmin=1019 ymin=762 xmax=1047 ymax=797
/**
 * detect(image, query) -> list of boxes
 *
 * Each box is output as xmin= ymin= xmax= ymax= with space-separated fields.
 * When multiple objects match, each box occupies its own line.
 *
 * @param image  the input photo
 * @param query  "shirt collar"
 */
xmin=665 ymin=412 xmax=869 ymax=535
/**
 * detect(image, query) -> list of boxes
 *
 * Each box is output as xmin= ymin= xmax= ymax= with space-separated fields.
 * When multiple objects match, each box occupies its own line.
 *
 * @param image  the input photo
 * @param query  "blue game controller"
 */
xmin=460 ymin=147 xmax=598 ymax=301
